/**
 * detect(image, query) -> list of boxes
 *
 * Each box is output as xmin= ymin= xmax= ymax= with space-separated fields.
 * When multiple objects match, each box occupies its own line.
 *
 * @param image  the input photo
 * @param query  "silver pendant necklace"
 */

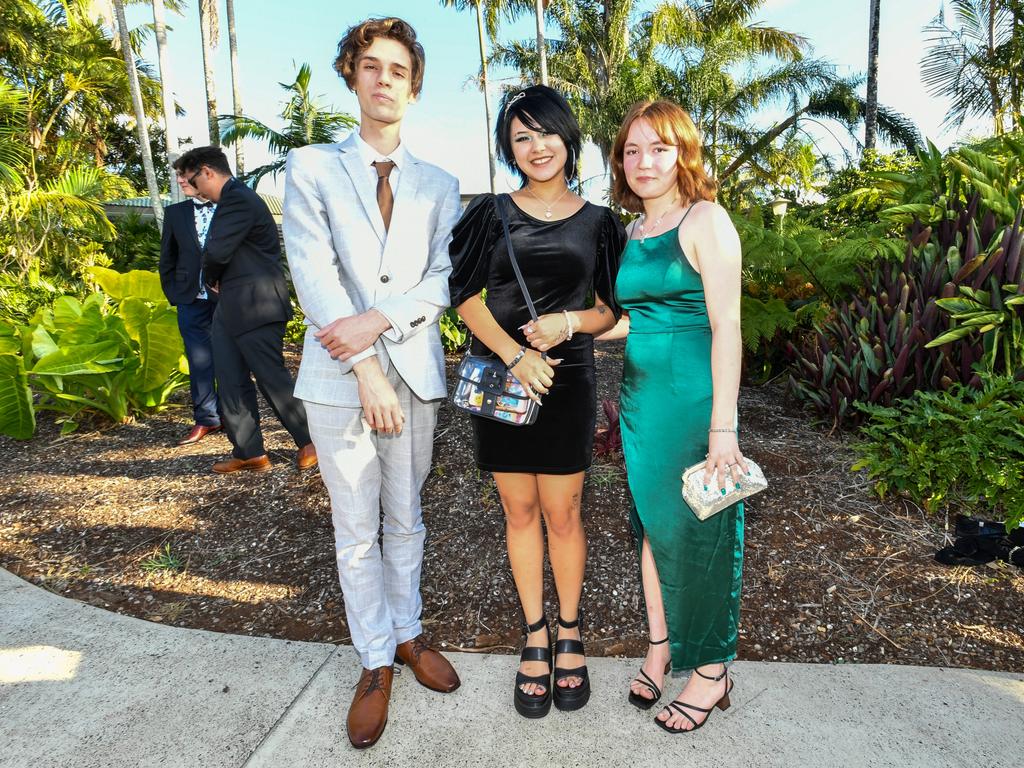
xmin=524 ymin=183 xmax=571 ymax=219
xmin=638 ymin=198 xmax=681 ymax=243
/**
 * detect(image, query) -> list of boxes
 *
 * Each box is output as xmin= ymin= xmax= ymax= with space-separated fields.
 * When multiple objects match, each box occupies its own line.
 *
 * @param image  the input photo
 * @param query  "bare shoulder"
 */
xmin=681 ymin=200 xmax=740 ymax=268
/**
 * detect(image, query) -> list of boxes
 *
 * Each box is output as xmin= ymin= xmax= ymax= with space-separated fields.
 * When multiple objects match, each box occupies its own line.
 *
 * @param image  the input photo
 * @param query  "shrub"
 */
xmin=788 ymin=197 xmax=1024 ymax=426
xmin=440 ymin=308 xmax=468 ymax=354
xmin=104 ymin=213 xmax=161 ymax=273
xmin=0 ymin=267 xmax=188 ymax=438
xmin=852 ymin=375 xmax=1024 ymax=531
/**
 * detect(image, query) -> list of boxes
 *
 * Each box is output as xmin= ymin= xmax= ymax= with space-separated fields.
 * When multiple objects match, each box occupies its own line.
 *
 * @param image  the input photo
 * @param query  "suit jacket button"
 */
xmin=380 ymin=275 xmax=390 ymax=283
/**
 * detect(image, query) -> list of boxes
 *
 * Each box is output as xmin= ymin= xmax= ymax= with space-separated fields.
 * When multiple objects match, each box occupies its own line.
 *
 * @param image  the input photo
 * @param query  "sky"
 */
xmin=126 ymin=0 xmax=985 ymax=200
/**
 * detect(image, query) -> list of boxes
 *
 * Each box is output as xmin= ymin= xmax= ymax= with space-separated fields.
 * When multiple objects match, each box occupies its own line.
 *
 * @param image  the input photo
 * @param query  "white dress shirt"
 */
xmin=352 ymin=132 xmax=406 ymax=197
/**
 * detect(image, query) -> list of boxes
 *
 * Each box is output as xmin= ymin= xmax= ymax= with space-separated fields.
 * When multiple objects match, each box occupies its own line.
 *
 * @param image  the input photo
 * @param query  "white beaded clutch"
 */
xmin=681 ymin=459 xmax=767 ymax=520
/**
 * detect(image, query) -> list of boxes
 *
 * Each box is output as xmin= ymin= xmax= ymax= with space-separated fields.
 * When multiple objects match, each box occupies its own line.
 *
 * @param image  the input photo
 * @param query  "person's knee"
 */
xmin=542 ymin=504 xmax=583 ymax=539
xmin=501 ymin=496 xmax=541 ymax=529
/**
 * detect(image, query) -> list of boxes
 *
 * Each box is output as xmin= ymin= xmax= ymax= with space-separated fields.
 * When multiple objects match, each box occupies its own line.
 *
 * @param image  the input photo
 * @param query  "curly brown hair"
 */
xmin=611 ymin=100 xmax=717 ymax=214
xmin=334 ymin=17 xmax=425 ymax=96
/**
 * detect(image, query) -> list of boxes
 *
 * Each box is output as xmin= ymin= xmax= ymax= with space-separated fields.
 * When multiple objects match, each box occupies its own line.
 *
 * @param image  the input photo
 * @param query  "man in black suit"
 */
xmin=159 ymin=165 xmax=222 ymax=445
xmin=175 ymin=146 xmax=317 ymax=474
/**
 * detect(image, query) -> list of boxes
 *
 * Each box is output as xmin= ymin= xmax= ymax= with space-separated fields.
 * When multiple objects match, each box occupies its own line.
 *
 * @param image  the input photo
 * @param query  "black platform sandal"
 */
xmin=655 ymin=665 xmax=733 ymax=734
xmin=514 ymin=615 xmax=552 ymax=718
xmin=627 ymin=637 xmax=671 ymax=710
xmin=552 ymin=615 xmax=591 ymax=711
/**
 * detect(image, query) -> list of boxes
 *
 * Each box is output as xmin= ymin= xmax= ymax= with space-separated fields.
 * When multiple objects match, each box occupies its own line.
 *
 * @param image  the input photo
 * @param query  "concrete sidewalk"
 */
xmin=0 ymin=567 xmax=1021 ymax=768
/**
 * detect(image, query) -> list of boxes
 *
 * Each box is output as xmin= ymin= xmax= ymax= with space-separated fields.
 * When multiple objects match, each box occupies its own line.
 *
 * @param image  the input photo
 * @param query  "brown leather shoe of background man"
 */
xmin=212 ymin=455 xmax=271 ymax=474
xmin=177 ymin=424 xmax=221 ymax=446
xmin=395 ymin=635 xmax=460 ymax=692
xmin=347 ymin=665 xmax=393 ymax=749
xmin=296 ymin=442 xmax=318 ymax=470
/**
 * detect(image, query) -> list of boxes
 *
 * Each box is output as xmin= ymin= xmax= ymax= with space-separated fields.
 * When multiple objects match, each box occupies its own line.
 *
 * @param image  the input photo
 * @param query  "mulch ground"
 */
xmin=1 ymin=340 xmax=1022 ymax=671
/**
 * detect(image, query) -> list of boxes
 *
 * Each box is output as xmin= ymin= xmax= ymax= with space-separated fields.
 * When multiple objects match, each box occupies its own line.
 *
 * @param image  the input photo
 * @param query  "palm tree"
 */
xmin=198 ymin=0 xmax=219 ymax=145
xmin=491 ymin=0 xmax=809 ymax=170
xmin=225 ymin=0 xmax=244 ymax=175
xmin=865 ymin=0 xmax=881 ymax=151
xmin=720 ymin=79 xmax=921 ymax=182
xmin=151 ymin=0 xmax=181 ymax=201
xmin=218 ymin=64 xmax=358 ymax=189
xmin=534 ymin=0 xmax=548 ymax=85
xmin=921 ymin=0 xmax=1022 ymax=135
xmin=440 ymin=0 xmax=496 ymax=193
xmin=111 ymin=0 xmax=162 ymax=228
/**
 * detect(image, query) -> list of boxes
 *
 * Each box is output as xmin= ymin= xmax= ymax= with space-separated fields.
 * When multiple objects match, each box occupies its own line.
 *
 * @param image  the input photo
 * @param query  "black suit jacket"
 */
xmin=203 ymin=178 xmax=292 ymax=336
xmin=159 ymin=200 xmax=215 ymax=306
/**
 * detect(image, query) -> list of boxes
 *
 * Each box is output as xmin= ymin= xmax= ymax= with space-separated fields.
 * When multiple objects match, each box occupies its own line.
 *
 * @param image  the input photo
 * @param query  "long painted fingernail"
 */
xmin=703 ymin=485 xmax=708 ymax=492
xmin=720 ymin=489 xmax=727 ymax=496
xmin=735 ymin=483 xmax=741 ymax=490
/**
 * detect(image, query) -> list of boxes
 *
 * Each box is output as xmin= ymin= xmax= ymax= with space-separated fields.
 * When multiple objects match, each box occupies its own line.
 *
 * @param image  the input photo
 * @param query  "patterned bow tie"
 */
xmin=193 ymin=200 xmax=214 ymax=209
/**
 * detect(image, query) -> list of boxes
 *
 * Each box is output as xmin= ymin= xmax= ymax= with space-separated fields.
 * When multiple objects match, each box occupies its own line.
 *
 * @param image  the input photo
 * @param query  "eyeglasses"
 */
xmin=186 ymin=168 xmax=205 ymax=188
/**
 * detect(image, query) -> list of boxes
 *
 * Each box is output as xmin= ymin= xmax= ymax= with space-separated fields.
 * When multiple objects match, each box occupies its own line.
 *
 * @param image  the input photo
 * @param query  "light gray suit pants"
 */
xmin=303 ymin=364 xmax=439 ymax=669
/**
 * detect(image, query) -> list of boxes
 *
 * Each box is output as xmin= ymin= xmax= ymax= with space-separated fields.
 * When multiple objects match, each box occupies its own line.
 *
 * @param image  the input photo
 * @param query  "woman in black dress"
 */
xmin=449 ymin=85 xmax=625 ymax=718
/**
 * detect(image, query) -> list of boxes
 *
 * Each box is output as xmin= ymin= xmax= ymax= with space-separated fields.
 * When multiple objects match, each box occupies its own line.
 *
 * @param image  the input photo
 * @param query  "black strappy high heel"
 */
xmin=655 ymin=664 xmax=733 ymax=734
xmin=552 ymin=615 xmax=590 ymax=711
xmin=514 ymin=615 xmax=552 ymax=718
xmin=627 ymin=637 xmax=671 ymax=710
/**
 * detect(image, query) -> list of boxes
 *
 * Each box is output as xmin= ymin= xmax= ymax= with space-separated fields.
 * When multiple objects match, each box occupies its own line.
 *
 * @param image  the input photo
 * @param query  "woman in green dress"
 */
xmin=601 ymin=99 xmax=747 ymax=733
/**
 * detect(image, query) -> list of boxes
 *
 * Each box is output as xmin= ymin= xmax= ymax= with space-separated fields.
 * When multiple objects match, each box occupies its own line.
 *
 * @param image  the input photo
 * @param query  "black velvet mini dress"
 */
xmin=448 ymin=193 xmax=625 ymax=474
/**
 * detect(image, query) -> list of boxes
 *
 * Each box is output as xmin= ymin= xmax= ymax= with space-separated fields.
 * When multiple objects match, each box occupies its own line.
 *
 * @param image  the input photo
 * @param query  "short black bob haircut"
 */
xmin=495 ymin=85 xmax=582 ymax=185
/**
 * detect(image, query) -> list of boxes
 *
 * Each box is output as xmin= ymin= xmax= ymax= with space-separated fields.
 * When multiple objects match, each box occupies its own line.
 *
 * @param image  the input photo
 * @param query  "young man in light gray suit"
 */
xmin=282 ymin=17 xmax=461 ymax=750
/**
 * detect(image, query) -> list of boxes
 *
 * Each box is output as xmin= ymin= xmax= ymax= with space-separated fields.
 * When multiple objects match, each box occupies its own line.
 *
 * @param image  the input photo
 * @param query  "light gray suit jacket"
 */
xmin=282 ymin=135 xmax=460 ymax=407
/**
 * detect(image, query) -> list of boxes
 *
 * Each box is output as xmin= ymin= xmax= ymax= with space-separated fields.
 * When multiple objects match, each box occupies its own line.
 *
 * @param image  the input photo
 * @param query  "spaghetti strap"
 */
xmin=676 ymin=202 xmax=699 ymax=230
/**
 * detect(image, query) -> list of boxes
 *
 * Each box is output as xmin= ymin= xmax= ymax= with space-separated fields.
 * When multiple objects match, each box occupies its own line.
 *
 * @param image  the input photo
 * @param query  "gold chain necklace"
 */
xmin=524 ymin=183 xmax=571 ymax=219
xmin=637 ymin=198 xmax=681 ymax=243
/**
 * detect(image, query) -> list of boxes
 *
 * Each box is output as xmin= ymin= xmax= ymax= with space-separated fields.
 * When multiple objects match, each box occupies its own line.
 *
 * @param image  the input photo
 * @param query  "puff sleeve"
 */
xmin=448 ymin=193 xmax=501 ymax=308
xmin=595 ymin=208 xmax=626 ymax=320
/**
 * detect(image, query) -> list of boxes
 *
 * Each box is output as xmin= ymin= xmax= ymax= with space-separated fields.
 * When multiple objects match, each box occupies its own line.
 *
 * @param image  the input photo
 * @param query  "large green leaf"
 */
xmin=32 ymin=342 xmax=123 ymax=377
xmin=119 ymin=297 xmax=151 ymax=343
xmin=0 ymin=354 xmax=35 ymax=439
xmin=0 ymin=324 xmax=20 ymax=356
xmin=59 ymin=301 xmax=106 ymax=346
xmin=134 ymin=308 xmax=184 ymax=391
xmin=87 ymin=267 xmax=167 ymax=304
xmin=30 ymin=326 xmax=58 ymax=359
xmin=52 ymin=295 xmax=83 ymax=328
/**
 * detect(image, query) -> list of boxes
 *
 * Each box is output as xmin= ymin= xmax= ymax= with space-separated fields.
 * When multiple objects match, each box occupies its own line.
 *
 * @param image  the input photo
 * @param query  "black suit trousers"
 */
xmin=212 ymin=311 xmax=310 ymax=459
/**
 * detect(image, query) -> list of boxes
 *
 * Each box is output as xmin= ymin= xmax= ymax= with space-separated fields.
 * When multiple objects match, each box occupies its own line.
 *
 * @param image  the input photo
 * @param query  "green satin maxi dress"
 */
xmin=615 ymin=223 xmax=744 ymax=671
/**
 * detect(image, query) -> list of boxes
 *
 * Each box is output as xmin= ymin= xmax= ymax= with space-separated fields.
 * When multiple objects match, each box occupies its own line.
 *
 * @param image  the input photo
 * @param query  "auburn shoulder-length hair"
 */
xmin=611 ymin=100 xmax=717 ymax=213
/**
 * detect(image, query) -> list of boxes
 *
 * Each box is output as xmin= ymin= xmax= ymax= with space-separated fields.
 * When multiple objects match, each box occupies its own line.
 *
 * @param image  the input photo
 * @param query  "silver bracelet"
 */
xmin=708 ymin=427 xmax=737 ymax=434
xmin=562 ymin=309 xmax=574 ymax=341
xmin=507 ymin=345 xmax=526 ymax=370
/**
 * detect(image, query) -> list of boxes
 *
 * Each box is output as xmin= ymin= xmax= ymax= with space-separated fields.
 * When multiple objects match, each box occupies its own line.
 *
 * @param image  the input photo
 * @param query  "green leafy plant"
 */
xmin=140 ymin=542 xmax=185 ymax=573
xmin=852 ymin=375 xmax=1024 ymax=530
xmin=440 ymin=308 xmax=468 ymax=354
xmin=788 ymin=194 xmax=1024 ymax=426
xmin=0 ymin=267 xmax=188 ymax=438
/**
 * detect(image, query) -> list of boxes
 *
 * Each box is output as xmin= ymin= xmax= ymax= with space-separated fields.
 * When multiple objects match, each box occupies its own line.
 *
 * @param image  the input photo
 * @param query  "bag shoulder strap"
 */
xmin=496 ymin=194 xmax=540 ymax=322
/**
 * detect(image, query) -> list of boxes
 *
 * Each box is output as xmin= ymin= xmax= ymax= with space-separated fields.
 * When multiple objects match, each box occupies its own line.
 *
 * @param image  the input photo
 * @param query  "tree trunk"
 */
xmin=721 ymin=109 xmax=807 ymax=181
xmin=151 ymin=0 xmax=181 ymax=202
xmin=475 ymin=1 xmax=496 ymax=194
xmin=226 ymin=0 xmax=244 ymax=175
xmin=112 ymin=0 xmax=163 ymax=230
xmin=198 ymin=0 xmax=219 ymax=146
xmin=865 ymin=0 xmax=880 ymax=151
xmin=987 ymin=0 xmax=1005 ymax=134
xmin=534 ymin=0 xmax=548 ymax=85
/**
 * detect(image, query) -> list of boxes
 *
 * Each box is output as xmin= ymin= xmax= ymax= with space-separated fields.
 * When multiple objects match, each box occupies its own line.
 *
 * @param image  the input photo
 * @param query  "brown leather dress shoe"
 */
xmin=177 ymin=424 xmax=221 ymax=446
xmin=395 ymin=635 xmax=460 ymax=693
xmin=212 ymin=455 xmax=272 ymax=474
xmin=347 ymin=665 xmax=393 ymax=749
xmin=296 ymin=442 xmax=318 ymax=470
